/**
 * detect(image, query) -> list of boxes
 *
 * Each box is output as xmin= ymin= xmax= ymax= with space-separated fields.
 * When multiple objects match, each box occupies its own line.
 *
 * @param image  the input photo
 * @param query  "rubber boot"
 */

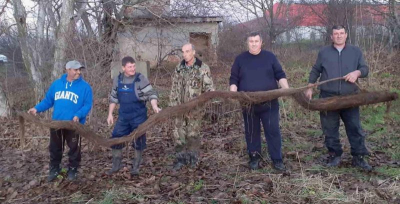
xmin=106 ymin=149 xmax=123 ymax=175
xmin=131 ymin=149 xmax=143 ymax=176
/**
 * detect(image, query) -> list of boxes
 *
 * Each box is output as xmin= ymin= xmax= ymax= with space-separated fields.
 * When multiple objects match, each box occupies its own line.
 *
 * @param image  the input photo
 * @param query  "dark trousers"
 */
xmin=242 ymin=100 xmax=283 ymax=161
xmin=111 ymin=117 xmax=146 ymax=150
xmin=49 ymin=128 xmax=81 ymax=168
xmin=320 ymin=92 xmax=369 ymax=157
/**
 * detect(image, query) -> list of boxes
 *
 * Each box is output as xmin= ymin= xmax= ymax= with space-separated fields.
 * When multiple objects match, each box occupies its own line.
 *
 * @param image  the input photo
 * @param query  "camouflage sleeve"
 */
xmin=169 ymin=65 xmax=180 ymax=107
xmin=109 ymin=76 xmax=119 ymax=104
xmin=201 ymin=64 xmax=215 ymax=92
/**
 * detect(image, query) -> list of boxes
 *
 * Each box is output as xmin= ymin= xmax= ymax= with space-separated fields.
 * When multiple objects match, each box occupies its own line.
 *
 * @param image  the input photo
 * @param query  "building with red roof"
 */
xmin=238 ymin=2 xmax=392 ymax=43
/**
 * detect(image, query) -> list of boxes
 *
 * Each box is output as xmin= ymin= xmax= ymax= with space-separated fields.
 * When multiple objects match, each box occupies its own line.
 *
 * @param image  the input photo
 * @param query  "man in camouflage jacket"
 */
xmin=169 ymin=43 xmax=214 ymax=170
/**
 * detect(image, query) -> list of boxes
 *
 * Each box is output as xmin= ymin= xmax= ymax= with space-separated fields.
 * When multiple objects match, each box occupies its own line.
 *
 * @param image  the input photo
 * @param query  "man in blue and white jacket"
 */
xmin=28 ymin=60 xmax=93 ymax=181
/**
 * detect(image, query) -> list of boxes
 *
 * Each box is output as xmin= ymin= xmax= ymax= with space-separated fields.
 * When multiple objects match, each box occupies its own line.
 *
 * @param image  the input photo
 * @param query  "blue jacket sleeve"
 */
xmin=229 ymin=57 xmax=240 ymax=86
xmin=309 ymin=51 xmax=323 ymax=83
xmin=74 ymin=85 xmax=93 ymax=119
xmin=357 ymin=48 xmax=369 ymax=78
xmin=272 ymin=54 xmax=286 ymax=81
xmin=34 ymin=82 xmax=55 ymax=112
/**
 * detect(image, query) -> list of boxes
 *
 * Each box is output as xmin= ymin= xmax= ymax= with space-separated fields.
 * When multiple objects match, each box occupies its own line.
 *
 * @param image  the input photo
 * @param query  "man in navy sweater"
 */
xmin=28 ymin=60 xmax=93 ymax=181
xmin=230 ymin=32 xmax=289 ymax=171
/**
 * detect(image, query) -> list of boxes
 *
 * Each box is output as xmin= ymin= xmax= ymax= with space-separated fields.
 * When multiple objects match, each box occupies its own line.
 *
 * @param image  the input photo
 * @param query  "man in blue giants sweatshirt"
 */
xmin=28 ymin=60 xmax=93 ymax=181
xmin=230 ymin=32 xmax=290 ymax=171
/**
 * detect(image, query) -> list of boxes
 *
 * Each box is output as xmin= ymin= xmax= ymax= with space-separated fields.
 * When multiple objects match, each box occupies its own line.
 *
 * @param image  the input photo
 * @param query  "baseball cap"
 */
xmin=66 ymin=60 xmax=85 ymax=69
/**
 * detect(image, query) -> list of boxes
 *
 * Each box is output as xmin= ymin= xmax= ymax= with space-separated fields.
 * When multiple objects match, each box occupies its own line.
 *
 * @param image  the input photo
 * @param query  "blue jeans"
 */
xmin=320 ymin=91 xmax=369 ymax=156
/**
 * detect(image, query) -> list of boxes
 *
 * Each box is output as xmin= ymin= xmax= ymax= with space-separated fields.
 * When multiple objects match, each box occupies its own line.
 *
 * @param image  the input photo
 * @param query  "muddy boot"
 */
xmin=186 ymin=137 xmax=200 ymax=168
xmin=173 ymin=151 xmax=188 ymax=171
xmin=326 ymin=154 xmax=341 ymax=167
xmin=188 ymin=151 xmax=199 ymax=168
xmin=48 ymin=165 xmax=61 ymax=182
xmin=249 ymin=152 xmax=260 ymax=170
xmin=131 ymin=150 xmax=143 ymax=176
xmin=67 ymin=167 xmax=78 ymax=181
xmin=352 ymin=155 xmax=372 ymax=171
xmin=272 ymin=160 xmax=286 ymax=172
xmin=106 ymin=149 xmax=123 ymax=175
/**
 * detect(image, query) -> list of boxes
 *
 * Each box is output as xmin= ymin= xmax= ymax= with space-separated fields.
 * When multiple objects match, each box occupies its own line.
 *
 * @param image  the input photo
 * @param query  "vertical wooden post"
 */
xmin=19 ymin=115 xmax=25 ymax=148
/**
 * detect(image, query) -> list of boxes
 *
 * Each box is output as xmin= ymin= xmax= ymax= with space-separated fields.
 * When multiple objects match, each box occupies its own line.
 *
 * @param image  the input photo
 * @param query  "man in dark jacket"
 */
xmin=230 ymin=32 xmax=289 ymax=171
xmin=28 ymin=60 xmax=93 ymax=181
xmin=305 ymin=25 xmax=372 ymax=171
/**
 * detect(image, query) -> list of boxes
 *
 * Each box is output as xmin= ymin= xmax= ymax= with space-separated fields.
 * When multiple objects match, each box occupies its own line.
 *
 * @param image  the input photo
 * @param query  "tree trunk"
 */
xmin=46 ymin=1 xmax=58 ymax=33
xmin=100 ymin=0 xmax=149 ymax=71
xmin=388 ymin=0 xmax=400 ymax=48
xmin=0 ymin=73 xmax=9 ymax=117
xmin=36 ymin=0 xmax=46 ymax=68
xmin=76 ymin=1 xmax=95 ymax=37
xmin=12 ymin=0 xmax=44 ymax=102
xmin=52 ymin=0 xmax=75 ymax=80
xmin=101 ymin=1 xmax=119 ymax=71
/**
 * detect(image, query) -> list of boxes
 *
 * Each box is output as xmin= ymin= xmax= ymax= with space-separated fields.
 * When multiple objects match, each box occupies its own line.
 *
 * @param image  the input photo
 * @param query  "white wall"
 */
xmin=118 ymin=22 xmax=219 ymax=66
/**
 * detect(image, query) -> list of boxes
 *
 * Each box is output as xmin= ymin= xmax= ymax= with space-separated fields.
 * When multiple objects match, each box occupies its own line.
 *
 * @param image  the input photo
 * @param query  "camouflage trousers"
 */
xmin=172 ymin=115 xmax=202 ymax=153
xmin=172 ymin=113 xmax=203 ymax=168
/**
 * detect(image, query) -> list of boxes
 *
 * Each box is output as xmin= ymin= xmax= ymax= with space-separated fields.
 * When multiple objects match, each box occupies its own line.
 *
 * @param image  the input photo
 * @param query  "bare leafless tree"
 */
xmin=52 ymin=0 xmax=75 ymax=79
xmin=226 ymin=0 xmax=305 ymax=47
xmin=12 ymin=0 xmax=45 ymax=101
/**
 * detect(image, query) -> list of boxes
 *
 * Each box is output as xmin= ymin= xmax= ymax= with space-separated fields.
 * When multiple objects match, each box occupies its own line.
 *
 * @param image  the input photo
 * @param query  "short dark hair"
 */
xmin=122 ymin=56 xmax=135 ymax=66
xmin=247 ymin=32 xmax=263 ymax=41
xmin=331 ymin=25 xmax=347 ymax=33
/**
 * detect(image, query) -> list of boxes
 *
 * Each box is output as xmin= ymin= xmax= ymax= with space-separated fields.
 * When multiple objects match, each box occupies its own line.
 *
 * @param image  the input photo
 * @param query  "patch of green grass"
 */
xmin=380 ymin=72 xmax=391 ymax=78
xmin=69 ymin=191 xmax=89 ymax=203
xmin=305 ymin=164 xmax=325 ymax=171
xmin=305 ymin=129 xmax=323 ymax=137
xmin=386 ymin=143 xmax=400 ymax=161
xmin=301 ymin=71 xmax=310 ymax=83
xmin=361 ymin=99 xmax=400 ymax=160
xmin=318 ymin=191 xmax=348 ymax=202
xmin=192 ymin=179 xmax=204 ymax=192
xmin=375 ymin=166 xmax=400 ymax=178
xmin=305 ymin=164 xmax=373 ymax=181
xmin=303 ymin=154 xmax=314 ymax=162
xmin=283 ymin=140 xmax=313 ymax=152
xmin=240 ymin=197 xmax=251 ymax=204
xmin=210 ymin=200 xmax=219 ymax=204
xmin=361 ymin=104 xmax=386 ymax=133
xmin=99 ymin=190 xmax=116 ymax=204
xmin=97 ymin=188 xmax=145 ymax=204
xmin=301 ymin=187 xmax=317 ymax=196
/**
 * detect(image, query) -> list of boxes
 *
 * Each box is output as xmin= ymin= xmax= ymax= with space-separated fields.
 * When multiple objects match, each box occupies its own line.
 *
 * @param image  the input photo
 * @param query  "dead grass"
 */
xmin=1 ymin=45 xmax=399 ymax=203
